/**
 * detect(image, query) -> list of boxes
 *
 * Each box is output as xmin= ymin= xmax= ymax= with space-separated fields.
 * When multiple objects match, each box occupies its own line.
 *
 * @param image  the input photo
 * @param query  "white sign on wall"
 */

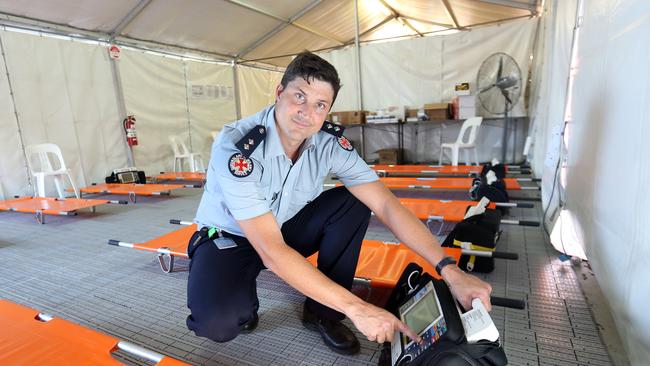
xmin=190 ymin=85 xmax=233 ymax=100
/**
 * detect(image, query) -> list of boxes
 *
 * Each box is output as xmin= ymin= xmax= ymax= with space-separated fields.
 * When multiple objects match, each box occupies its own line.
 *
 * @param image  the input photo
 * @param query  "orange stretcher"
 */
xmin=0 ymin=299 xmax=190 ymax=365
xmin=152 ymin=172 xmax=206 ymax=184
xmin=0 ymin=196 xmax=127 ymax=224
xmin=327 ymin=177 xmax=540 ymax=191
xmin=79 ymin=183 xmax=196 ymax=203
xmin=371 ymin=164 xmax=530 ymax=177
xmin=108 ymin=220 xmax=518 ymax=284
xmin=398 ymin=198 xmax=539 ymax=227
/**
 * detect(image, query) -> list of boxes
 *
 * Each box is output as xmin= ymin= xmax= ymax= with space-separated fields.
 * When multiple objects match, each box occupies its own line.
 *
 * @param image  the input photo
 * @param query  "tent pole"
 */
xmin=233 ymin=61 xmax=242 ymax=120
xmin=109 ymin=54 xmax=135 ymax=167
xmin=354 ymin=0 xmax=365 ymax=160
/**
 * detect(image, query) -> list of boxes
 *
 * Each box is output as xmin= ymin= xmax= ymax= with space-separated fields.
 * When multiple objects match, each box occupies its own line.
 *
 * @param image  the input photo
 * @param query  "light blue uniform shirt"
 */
xmin=195 ymin=105 xmax=378 ymax=236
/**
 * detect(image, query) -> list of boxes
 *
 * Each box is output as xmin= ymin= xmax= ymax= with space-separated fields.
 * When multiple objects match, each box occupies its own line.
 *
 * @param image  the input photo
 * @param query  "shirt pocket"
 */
xmin=289 ymin=182 xmax=320 ymax=209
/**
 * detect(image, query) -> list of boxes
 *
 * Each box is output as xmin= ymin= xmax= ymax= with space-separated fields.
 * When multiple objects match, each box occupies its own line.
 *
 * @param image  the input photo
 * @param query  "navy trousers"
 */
xmin=186 ymin=187 xmax=371 ymax=342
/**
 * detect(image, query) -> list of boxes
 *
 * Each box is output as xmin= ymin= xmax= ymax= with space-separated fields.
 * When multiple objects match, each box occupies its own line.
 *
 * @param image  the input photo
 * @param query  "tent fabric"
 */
xmin=558 ymin=0 xmax=650 ymax=363
xmin=527 ymin=0 xmax=577 ymax=220
xmin=0 ymin=30 xmax=126 ymax=196
xmin=0 ymin=36 xmax=28 ymax=199
xmin=0 ymin=1 xmax=538 ymax=67
xmin=319 ymin=18 xmax=536 ymax=117
xmin=236 ymin=65 xmax=283 ymax=119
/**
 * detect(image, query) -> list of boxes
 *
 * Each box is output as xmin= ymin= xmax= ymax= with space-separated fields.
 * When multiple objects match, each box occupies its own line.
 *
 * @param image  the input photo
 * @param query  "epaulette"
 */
xmin=320 ymin=121 xmax=345 ymax=138
xmin=235 ymin=125 xmax=266 ymax=158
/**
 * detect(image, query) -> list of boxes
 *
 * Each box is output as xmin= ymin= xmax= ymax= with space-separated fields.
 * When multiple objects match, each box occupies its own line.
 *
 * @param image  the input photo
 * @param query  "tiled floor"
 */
xmin=0 ymin=186 xmax=616 ymax=365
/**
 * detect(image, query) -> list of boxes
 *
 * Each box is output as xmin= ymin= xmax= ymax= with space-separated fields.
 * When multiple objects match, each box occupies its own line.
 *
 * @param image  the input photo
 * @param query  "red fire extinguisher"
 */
xmin=123 ymin=115 xmax=138 ymax=146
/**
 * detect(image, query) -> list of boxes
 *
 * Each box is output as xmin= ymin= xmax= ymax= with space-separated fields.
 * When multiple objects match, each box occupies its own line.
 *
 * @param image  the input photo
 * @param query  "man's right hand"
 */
xmin=346 ymin=301 xmax=422 ymax=344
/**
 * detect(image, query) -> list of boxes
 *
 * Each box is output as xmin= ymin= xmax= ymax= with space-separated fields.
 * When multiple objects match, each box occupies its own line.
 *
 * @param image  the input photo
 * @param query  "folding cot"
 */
xmin=397 ymin=198 xmax=539 ymax=228
xmin=371 ymin=164 xmax=531 ymax=177
xmin=108 ymin=220 xmax=516 ymax=281
xmin=79 ymin=183 xmax=197 ymax=203
xmin=0 ymin=196 xmax=127 ymax=224
xmin=0 ymin=299 xmax=190 ymax=365
xmin=151 ymin=172 xmax=206 ymax=184
xmin=325 ymin=177 xmax=540 ymax=191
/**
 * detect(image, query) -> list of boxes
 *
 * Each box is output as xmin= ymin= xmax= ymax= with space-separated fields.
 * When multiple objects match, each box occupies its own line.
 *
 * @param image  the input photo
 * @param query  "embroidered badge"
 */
xmin=228 ymin=153 xmax=254 ymax=177
xmin=337 ymin=136 xmax=354 ymax=151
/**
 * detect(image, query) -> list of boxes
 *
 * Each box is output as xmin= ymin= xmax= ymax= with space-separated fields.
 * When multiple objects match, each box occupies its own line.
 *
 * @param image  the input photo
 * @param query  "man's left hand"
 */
xmin=441 ymin=265 xmax=492 ymax=311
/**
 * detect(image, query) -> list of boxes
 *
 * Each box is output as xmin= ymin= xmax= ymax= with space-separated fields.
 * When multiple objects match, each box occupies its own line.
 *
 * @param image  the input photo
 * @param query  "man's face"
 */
xmin=274 ymin=77 xmax=334 ymax=147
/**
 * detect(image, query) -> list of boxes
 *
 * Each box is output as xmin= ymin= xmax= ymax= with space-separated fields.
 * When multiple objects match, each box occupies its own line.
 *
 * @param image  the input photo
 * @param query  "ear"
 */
xmin=275 ymin=84 xmax=284 ymax=101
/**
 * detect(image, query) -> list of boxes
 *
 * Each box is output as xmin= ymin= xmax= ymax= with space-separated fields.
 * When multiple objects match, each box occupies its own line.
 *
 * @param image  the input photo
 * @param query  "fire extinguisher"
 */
xmin=123 ymin=115 xmax=138 ymax=146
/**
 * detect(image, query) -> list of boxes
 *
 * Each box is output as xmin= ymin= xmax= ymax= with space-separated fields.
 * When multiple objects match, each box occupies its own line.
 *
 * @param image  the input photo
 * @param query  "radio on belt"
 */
xmin=390 ymin=277 xmax=499 ymax=366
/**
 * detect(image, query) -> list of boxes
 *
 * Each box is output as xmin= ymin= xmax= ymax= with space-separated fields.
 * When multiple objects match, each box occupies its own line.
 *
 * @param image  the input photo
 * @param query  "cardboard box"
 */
xmin=452 ymin=96 xmax=476 ymax=119
xmin=423 ymin=103 xmax=450 ymax=120
xmin=328 ymin=110 xmax=367 ymax=125
xmin=376 ymin=148 xmax=399 ymax=164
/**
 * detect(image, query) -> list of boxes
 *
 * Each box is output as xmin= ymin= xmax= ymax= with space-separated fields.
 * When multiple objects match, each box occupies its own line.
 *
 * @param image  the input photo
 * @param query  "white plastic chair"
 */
xmin=25 ymin=143 xmax=79 ymax=199
xmin=438 ymin=117 xmax=483 ymax=166
xmin=169 ymin=135 xmax=205 ymax=172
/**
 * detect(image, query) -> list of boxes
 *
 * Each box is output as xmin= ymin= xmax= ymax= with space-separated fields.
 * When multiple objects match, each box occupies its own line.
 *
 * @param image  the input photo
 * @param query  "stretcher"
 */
xmin=79 ymin=183 xmax=197 ymax=203
xmin=0 ymin=196 xmax=127 ymax=224
xmin=0 ymin=299 xmax=190 ymax=365
xmin=397 ymin=198 xmax=539 ymax=228
xmin=108 ymin=220 xmax=517 ymax=282
xmin=152 ymin=172 xmax=206 ymax=184
xmin=327 ymin=177 xmax=540 ymax=191
xmin=371 ymin=164 xmax=531 ymax=177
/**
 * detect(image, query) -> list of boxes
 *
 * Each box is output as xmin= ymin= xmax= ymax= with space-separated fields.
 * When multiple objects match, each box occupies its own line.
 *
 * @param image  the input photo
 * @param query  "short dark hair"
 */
xmin=280 ymin=52 xmax=341 ymax=105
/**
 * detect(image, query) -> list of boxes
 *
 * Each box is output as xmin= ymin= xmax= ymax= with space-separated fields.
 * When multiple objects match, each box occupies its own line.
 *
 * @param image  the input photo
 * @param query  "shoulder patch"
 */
xmin=235 ymin=124 xmax=266 ymax=158
xmin=337 ymin=136 xmax=354 ymax=151
xmin=320 ymin=121 xmax=345 ymax=138
xmin=228 ymin=153 xmax=254 ymax=178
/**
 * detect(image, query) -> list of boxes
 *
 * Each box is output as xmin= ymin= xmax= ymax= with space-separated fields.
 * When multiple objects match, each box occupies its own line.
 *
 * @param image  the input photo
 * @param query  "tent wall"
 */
xmin=318 ymin=18 xmax=537 ymax=118
xmin=559 ymin=0 xmax=650 ymax=363
xmin=527 ymin=0 xmax=577 ymax=218
xmin=0 ymin=30 xmax=126 ymax=196
xmin=236 ymin=65 xmax=283 ymax=119
xmin=0 ymin=34 xmax=27 ymax=199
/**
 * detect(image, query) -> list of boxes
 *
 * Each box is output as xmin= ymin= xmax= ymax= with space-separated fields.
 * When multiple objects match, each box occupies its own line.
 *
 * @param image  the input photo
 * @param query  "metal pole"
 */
xmin=354 ymin=0 xmax=365 ymax=160
xmin=182 ymin=61 xmax=193 ymax=152
xmin=232 ymin=61 xmax=242 ymax=120
xmin=109 ymin=54 xmax=135 ymax=166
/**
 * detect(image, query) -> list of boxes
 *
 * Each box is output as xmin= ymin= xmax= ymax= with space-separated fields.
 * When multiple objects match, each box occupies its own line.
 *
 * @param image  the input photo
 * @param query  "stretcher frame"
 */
xmin=79 ymin=183 xmax=198 ymax=203
xmin=152 ymin=171 xmax=206 ymax=184
xmin=0 ymin=196 xmax=127 ymax=224
xmin=397 ymin=198 xmax=539 ymax=235
xmin=108 ymin=220 xmax=517 ymax=283
xmin=371 ymin=164 xmax=532 ymax=177
xmin=327 ymin=177 xmax=541 ymax=191
xmin=0 ymin=299 xmax=190 ymax=365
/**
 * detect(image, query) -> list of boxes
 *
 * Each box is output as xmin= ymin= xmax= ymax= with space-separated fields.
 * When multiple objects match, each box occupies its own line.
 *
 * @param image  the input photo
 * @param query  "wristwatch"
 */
xmin=435 ymin=256 xmax=456 ymax=276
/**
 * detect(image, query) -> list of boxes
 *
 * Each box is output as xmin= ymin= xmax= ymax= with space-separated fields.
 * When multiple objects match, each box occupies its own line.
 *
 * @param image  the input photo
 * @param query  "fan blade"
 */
xmin=497 ymin=56 xmax=503 ymax=80
xmin=479 ymin=83 xmax=496 ymax=94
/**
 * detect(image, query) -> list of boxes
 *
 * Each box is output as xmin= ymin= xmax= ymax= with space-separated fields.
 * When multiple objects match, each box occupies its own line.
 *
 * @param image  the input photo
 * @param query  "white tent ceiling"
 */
xmin=0 ymin=0 xmax=538 ymax=67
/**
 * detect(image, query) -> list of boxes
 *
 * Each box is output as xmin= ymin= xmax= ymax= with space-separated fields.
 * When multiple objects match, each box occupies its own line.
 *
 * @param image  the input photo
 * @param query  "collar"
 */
xmin=263 ymin=105 xmax=316 ymax=160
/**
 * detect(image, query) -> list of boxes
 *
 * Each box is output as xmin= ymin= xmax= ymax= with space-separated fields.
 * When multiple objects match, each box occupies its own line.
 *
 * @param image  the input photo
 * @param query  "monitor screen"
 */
xmin=402 ymin=290 xmax=441 ymax=336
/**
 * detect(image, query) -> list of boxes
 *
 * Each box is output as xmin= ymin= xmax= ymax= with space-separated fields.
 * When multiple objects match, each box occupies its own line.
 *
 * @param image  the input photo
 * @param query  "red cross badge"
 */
xmin=228 ymin=153 xmax=254 ymax=177
xmin=337 ymin=136 xmax=354 ymax=151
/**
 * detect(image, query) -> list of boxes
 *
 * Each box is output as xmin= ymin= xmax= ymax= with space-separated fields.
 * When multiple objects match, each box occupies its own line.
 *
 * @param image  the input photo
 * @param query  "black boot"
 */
xmin=302 ymin=303 xmax=360 ymax=355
